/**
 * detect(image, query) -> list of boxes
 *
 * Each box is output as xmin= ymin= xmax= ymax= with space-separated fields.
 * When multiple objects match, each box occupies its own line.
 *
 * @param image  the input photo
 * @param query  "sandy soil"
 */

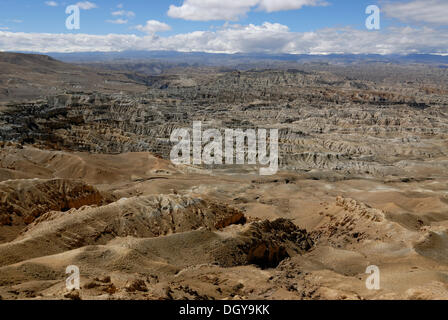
xmin=0 ymin=146 xmax=447 ymax=300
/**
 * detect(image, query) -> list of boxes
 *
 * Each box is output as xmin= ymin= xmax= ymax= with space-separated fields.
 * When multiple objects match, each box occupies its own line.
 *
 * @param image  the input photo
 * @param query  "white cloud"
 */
xmin=258 ymin=0 xmax=328 ymax=12
xmin=106 ymin=19 xmax=128 ymax=25
xmin=45 ymin=1 xmax=58 ymax=7
xmin=0 ymin=27 xmax=9 ymax=30
xmin=167 ymin=0 xmax=327 ymax=21
xmin=112 ymin=10 xmax=135 ymax=18
xmin=75 ymin=1 xmax=97 ymax=10
xmin=384 ymin=0 xmax=448 ymax=25
xmin=135 ymin=20 xmax=172 ymax=35
xmin=0 ymin=23 xmax=447 ymax=55
xmin=168 ymin=0 xmax=258 ymax=21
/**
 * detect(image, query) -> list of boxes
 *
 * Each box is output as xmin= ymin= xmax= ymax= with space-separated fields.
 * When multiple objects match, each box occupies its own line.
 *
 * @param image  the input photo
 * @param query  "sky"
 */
xmin=0 ymin=0 xmax=447 ymax=54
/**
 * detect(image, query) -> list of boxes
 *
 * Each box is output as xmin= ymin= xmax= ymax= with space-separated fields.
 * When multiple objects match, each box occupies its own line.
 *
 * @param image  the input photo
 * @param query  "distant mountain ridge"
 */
xmin=0 ymin=52 xmax=148 ymax=101
xmin=34 ymin=51 xmax=448 ymax=66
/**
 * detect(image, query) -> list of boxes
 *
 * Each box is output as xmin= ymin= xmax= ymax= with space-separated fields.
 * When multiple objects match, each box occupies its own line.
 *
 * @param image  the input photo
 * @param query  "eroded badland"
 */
xmin=0 ymin=52 xmax=448 ymax=300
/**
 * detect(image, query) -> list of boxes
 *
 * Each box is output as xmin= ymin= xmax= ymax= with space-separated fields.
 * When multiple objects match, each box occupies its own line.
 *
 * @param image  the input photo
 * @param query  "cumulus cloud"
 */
xmin=45 ymin=1 xmax=58 ymax=7
xmin=258 ymin=0 xmax=329 ymax=13
xmin=168 ymin=0 xmax=258 ymax=21
xmin=134 ymin=20 xmax=172 ymax=35
xmin=167 ymin=0 xmax=327 ymax=21
xmin=106 ymin=19 xmax=128 ymax=25
xmin=75 ymin=1 xmax=97 ymax=10
xmin=0 ymin=23 xmax=447 ymax=55
xmin=112 ymin=10 xmax=135 ymax=18
xmin=383 ymin=0 xmax=448 ymax=25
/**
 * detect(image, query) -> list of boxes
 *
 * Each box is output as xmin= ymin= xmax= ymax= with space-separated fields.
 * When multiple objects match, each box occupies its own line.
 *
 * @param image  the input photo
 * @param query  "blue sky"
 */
xmin=0 ymin=0 xmax=384 ymax=35
xmin=0 ymin=0 xmax=446 ymax=54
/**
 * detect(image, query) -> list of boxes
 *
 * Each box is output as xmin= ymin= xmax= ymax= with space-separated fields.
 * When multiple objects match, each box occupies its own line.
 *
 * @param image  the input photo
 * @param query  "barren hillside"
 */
xmin=0 ymin=53 xmax=448 ymax=300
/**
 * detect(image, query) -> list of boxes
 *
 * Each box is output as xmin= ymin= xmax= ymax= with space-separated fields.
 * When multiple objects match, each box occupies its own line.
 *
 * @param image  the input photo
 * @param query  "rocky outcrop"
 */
xmin=312 ymin=197 xmax=388 ymax=247
xmin=0 ymin=179 xmax=105 ymax=226
xmin=229 ymin=219 xmax=314 ymax=268
xmin=0 ymin=195 xmax=245 ymax=267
